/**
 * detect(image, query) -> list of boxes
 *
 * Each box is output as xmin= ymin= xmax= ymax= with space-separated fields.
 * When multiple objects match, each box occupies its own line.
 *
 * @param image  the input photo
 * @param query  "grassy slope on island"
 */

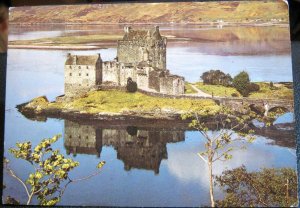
xmin=249 ymin=82 xmax=293 ymax=100
xmin=195 ymin=82 xmax=293 ymax=99
xmin=10 ymin=1 xmax=288 ymax=24
xmin=195 ymin=82 xmax=241 ymax=97
xmin=46 ymin=90 xmax=219 ymax=116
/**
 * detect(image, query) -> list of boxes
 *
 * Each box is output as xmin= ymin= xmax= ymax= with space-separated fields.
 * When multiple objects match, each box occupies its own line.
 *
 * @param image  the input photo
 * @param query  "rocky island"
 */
xmin=17 ymin=26 xmax=219 ymax=121
xmin=17 ymin=26 xmax=293 ymax=123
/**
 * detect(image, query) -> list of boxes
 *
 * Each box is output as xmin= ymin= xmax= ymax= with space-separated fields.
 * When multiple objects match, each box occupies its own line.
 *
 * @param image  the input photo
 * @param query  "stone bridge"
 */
xmin=214 ymin=97 xmax=294 ymax=115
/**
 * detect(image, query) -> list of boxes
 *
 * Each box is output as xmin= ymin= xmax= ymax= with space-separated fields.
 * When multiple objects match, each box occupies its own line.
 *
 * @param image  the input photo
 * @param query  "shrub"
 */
xmin=126 ymin=77 xmax=137 ymax=93
xmin=232 ymin=71 xmax=251 ymax=97
xmin=231 ymin=93 xmax=239 ymax=97
xmin=201 ymin=70 xmax=232 ymax=87
xmin=247 ymin=83 xmax=260 ymax=92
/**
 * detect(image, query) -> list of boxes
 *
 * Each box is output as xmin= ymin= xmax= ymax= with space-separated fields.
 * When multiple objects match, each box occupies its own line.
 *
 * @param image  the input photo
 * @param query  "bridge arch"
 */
xmin=249 ymin=103 xmax=264 ymax=115
xmin=268 ymin=106 xmax=291 ymax=114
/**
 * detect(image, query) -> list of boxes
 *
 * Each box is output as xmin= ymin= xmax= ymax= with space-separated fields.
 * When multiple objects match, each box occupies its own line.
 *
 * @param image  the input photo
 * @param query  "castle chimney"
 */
xmin=155 ymin=26 xmax=159 ymax=32
xmin=124 ymin=26 xmax=132 ymax=33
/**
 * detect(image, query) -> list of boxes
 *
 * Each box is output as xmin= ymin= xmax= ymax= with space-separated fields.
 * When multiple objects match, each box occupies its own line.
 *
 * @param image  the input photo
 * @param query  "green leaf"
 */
xmin=97 ymin=161 xmax=106 ymax=169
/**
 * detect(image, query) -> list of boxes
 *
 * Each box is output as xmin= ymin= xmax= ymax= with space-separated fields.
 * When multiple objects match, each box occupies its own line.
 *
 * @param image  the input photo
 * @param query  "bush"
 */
xmin=201 ymin=70 xmax=232 ymax=87
xmin=247 ymin=83 xmax=260 ymax=92
xmin=126 ymin=77 xmax=137 ymax=93
xmin=232 ymin=71 xmax=251 ymax=97
xmin=231 ymin=93 xmax=239 ymax=97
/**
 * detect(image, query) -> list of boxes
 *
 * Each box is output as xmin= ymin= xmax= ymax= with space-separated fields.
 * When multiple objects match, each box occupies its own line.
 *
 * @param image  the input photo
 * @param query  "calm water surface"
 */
xmin=3 ymin=24 xmax=296 ymax=206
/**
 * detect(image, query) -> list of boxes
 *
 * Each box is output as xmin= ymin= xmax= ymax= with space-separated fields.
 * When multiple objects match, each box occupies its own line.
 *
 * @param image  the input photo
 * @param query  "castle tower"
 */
xmin=117 ymin=26 xmax=167 ymax=70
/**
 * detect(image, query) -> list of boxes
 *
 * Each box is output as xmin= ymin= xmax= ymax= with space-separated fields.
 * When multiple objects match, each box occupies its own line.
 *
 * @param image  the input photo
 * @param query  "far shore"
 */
xmin=8 ymin=22 xmax=289 ymax=27
xmin=8 ymin=45 xmax=106 ymax=50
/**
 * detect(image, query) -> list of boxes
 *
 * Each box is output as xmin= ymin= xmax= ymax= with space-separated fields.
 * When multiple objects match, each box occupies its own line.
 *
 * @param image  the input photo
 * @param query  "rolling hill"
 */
xmin=9 ymin=1 xmax=289 ymax=24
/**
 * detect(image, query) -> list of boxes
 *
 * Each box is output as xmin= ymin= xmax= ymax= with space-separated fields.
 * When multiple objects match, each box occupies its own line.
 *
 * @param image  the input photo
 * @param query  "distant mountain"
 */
xmin=9 ymin=1 xmax=288 ymax=24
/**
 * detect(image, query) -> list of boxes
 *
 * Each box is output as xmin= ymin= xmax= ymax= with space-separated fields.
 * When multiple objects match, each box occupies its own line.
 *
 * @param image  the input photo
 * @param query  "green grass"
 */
xmin=248 ymin=82 xmax=293 ymax=100
xmin=9 ymin=34 xmax=123 ymax=46
xmin=184 ymin=82 xmax=198 ymax=94
xmin=193 ymin=82 xmax=293 ymax=99
xmin=195 ymin=82 xmax=240 ymax=97
xmin=49 ymin=90 xmax=219 ymax=116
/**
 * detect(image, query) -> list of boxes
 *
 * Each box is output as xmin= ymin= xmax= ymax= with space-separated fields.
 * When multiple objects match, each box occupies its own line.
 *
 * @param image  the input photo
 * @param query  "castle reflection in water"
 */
xmin=64 ymin=120 xmax=185 ymax=174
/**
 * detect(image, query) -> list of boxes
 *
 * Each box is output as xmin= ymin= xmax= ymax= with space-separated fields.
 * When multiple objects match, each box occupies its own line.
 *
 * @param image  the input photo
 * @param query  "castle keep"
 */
xmin=64 ymin=26 xmax=184 ymax=97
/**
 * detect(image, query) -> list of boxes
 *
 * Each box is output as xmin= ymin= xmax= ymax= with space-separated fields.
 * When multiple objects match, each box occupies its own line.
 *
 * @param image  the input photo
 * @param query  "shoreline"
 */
xmin=16 ymin=98 xmax=296 ymax=149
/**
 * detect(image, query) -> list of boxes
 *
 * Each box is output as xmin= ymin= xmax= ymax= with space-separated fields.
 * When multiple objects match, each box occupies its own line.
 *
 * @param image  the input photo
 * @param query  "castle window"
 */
xmin=86 ymin=73 xmax=89 ymax=76
xmin=79 ymin=73 xmax=81 ymax=76
xmin=69 ymin=135 xmax=72 ymax=138
xmin=86 ymin=136 xmax=88 ymax=139
xmin=86 ymin=66 xmax=89 ymax=69
xmin=69 ymin=73 xmax=72 ymax=76
xmin=69 ymin=66 xmax=71 ymax=69
xmin=78 ymin=66 xmax=81 ymax=69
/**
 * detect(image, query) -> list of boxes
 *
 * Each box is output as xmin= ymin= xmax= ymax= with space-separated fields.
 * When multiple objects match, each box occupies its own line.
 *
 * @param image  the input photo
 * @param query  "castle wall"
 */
xmin=102 ymin=61 xmax=120 ymax=85
xmin=64 ymin=62 xmax=101 ymax=97
xmin=137 ymin=72 xmax=149 ymax=91
xmin=149 ymin=71 xmax=161 ymax=92
xmin=119 ymin=64 xmax=137 ymax=86
xmin=159 ymin=76 xmax=174 ymax=95
xmin=159 ymin=76 xmax=185 ymax=95
xmin=173 ymin=78 xmax=185 ymax=95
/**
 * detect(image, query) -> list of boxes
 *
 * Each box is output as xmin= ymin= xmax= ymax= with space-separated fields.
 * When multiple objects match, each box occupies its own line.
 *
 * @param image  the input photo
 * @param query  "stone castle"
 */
xmin=64 ymin=26 xmax=185 ymax=97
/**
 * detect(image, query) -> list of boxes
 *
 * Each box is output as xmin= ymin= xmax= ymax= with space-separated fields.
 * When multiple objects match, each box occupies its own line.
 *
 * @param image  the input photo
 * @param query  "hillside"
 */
xmin=9 ymin=1 xmax=288 ymax=24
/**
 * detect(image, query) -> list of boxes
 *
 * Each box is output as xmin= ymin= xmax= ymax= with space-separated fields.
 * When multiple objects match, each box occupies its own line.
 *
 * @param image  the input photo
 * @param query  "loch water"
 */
xmin=3 ymin=24 xmax=296 ymax=206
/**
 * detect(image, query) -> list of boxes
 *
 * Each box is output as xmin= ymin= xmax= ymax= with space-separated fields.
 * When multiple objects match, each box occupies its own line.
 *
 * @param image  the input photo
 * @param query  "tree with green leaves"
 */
xmin=232 ymin=71 xmax=251 ymax=97
xmin=215 ymin=166 xmax=297 ymax=207
xmin=201 ymin=70 xmax=232 ymax=87
xmin=4 ymin=135 xmax=105 ymax=206
xmin=182 ymin=105 xmax=262 ymax=207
